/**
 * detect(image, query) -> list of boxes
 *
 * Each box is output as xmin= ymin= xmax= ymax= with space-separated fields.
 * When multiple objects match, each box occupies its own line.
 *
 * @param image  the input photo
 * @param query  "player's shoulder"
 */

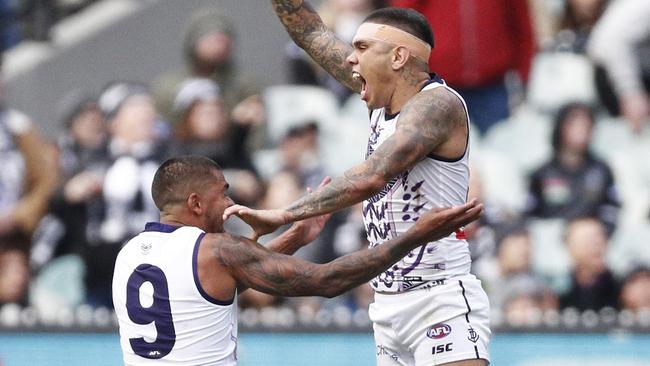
xmin=418 ymin=84 xmax=463 ymax=108
xmin=201 ymin=232 xmax=252 ymax=252
xmin=402 ymin=86 xmax=464 ymax=120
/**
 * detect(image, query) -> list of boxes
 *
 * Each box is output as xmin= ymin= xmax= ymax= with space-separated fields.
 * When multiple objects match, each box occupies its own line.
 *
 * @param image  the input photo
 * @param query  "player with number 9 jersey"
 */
xmin=112 ymin=223 xmax=237 ymax=365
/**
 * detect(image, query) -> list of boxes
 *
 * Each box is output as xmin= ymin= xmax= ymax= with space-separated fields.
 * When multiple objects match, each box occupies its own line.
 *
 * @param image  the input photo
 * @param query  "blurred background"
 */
xmin=1 ymin=0 xmax=650 ymax=365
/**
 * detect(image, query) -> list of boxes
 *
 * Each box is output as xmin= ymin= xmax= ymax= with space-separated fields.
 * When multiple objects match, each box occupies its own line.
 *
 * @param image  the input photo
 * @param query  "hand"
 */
xmin=231 ymin=95 xmax=266 ymax=127
xmin=63 ymin=171 xmax=103 ymax=203
xmin=620 ymin=91 xmax=650 ymax=134
xmin=223 ymin=206 xmax=287 ymax=240
xmin=406 ymin=199 xmax=483 ymax=244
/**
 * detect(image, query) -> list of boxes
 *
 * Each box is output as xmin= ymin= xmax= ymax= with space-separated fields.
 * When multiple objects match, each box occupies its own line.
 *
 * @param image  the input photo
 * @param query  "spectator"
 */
xmin=30 ymin=91 xmax=108 ymax=270
xmin=560 ymin=217 xmax=619 ymax=311
xmin=152 ymin=7 xmax=266 ymax=151
xmin=167 ymin=77 xmax=264 ymax=225
xmin=167 ymin=77 xmax=256 ymax=172
xmin=551 ymin=0 xmax=609 ymax=54
xmin=0 ymin=55 xmax=57 ymax=304
xmin=80 ymin=81 xmax=163 ymax=308
xmin=619 ymin=267 xmax=650 ymax=312
xmin=275 ymin=122 xmax=344 ymax=266
xmin=501 ymin=273 xmax=558 ymax=326
xmin=475 ymin=221 xmax=556 ymax=313
xmin=466 ymin=164 xmax=519 ymax=264
xmin=279 ymin=121 xmax=327 ymax=190
xmin=391 ymin=0 xmax=536 ymax=135
xmin=525 ymin=102 xmax=619 ymax=234
xmin=588 ymin=0 xmax=650 ymax=133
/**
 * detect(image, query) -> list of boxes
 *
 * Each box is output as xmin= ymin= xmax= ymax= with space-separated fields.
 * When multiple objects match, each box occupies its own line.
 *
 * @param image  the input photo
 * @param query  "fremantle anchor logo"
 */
xmin=467 ymin=327 xmax=480 ymax=343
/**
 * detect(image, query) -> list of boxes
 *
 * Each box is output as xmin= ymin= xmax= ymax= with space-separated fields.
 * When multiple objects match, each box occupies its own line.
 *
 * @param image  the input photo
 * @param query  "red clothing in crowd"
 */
xmin=391 ymin=0 xmax=536 ymax=88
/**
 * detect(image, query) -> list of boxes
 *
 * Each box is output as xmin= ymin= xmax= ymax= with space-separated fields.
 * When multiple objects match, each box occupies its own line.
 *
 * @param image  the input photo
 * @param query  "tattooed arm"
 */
xmin=215 ymin=200 xmax=480 ymax=298
xmin=254 ymin=176 xmax=332 ymax=252
xmin=262 ymin=210 xmax=331 ymax=254
xmin=223 ymin=88 xmax=467 ymax=236
xmin=270 ymin=0 xmax=361 ymax=92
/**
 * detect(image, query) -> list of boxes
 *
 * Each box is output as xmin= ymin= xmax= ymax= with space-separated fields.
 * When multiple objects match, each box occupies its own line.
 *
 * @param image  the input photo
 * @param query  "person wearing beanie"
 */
xmin=166 ymin=77 xmax=262 ymax=218
xmin=152 ymin=7 xmax=266 ymax=155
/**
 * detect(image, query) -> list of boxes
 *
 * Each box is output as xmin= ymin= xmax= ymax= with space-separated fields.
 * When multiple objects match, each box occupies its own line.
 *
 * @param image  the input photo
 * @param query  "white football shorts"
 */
xmin=369 ymin=274 xmax=491 ymax=365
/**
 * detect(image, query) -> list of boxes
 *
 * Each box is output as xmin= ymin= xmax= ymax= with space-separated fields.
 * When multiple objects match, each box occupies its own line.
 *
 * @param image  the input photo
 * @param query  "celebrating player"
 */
xmin=223 ymin=2 xmax=491 ymax=365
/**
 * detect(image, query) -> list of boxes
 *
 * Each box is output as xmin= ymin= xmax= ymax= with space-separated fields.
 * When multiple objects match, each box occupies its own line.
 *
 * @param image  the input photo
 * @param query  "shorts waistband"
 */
xmin=374 ymin=278 xmax=447 ymax=295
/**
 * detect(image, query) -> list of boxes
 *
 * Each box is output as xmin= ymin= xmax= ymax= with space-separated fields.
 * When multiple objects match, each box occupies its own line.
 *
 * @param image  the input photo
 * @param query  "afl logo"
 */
xmin=426 ymin=324 xmax=452 ymax=339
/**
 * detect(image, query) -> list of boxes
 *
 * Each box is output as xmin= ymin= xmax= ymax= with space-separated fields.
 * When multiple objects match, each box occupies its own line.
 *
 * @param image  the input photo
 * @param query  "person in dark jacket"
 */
xmin=560 ymin=217 xmax=619 ymax=311
xmin=526 ymin=102 xmax=620 ymax=234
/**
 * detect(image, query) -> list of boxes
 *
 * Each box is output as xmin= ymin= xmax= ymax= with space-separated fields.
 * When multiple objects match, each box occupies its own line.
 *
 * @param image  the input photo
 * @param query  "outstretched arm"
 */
xmin=224 ymin=88 xmax=466 ymax=236
xmin=258 ymin=177 xmax=332 ymax=253
xmin=216 ymin=200 xmax=481 ymax=298
xmin=271 ymin=0 xmax=361 ymax=92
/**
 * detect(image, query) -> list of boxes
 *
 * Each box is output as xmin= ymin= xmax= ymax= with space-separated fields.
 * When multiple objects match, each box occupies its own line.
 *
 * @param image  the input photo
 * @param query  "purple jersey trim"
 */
xmin=144 ymin=222 xmax=181 ymax=233
xmin=192 ymin=232 xmax=234 ymax=306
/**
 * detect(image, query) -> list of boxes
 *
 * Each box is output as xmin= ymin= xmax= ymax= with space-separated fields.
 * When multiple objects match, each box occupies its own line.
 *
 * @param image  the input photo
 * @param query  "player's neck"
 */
xmin=386 ymin=73 xmax=430 ymax=115
xmin=558 ymin=149 xmax=586 ymax=170
xmin=159 ymin=210 xmax=199 ymax=230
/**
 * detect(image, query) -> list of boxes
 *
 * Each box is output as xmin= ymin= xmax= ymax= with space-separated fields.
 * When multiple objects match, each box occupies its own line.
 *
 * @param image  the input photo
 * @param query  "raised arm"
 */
xmin=271 ymin=0 xmax=361 ymax=92
xmin=216 ymin=199 xmax=481 ymax=298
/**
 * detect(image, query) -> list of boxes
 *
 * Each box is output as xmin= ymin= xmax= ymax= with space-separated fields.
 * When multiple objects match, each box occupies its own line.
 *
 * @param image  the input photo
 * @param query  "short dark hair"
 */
xmin=151 ymin=155 xmax=222 ymax=210
xmin=364 ymin=7 xmax=434 ymax=48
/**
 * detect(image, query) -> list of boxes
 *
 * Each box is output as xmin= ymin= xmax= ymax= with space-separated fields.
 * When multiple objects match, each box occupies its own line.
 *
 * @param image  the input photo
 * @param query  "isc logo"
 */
xmin=426 ymin=324 xmax=452 ymax=339
xmin=432 ymin=343 xmax=453 ymax=355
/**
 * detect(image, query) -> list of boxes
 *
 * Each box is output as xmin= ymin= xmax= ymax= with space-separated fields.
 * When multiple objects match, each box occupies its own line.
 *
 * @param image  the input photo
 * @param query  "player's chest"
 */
xmin=367 ymin=115 xmax=399 ymax=153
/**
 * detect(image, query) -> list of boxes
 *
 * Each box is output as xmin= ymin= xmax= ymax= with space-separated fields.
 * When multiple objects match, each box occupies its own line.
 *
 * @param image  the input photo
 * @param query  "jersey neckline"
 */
xmin=144 ymin=222 xmax=181 ymax=233
xmin=382 ymin=73 xmax=444 ymax=121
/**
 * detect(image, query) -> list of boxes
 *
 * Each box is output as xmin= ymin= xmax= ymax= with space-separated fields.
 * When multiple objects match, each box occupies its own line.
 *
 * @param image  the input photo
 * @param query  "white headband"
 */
xmin=354 ymin=22 xmax=431 ymax=62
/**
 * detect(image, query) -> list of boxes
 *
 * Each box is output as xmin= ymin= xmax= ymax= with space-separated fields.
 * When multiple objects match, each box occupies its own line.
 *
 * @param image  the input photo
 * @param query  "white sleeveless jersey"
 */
xmin=363 ymin=76 xmax=472 ymax=293
xmin=112 ymin=222 xmax=238 ymax=366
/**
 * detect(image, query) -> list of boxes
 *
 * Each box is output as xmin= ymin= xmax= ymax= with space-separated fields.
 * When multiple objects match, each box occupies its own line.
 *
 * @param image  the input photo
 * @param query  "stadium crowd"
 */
xmin=1 ymin=0 xmax=650 ymax=329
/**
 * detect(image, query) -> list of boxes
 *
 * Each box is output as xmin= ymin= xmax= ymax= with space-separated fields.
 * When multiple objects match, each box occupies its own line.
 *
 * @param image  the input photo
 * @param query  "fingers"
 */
xmin=433 ymin=199 xmax=481 ymax=228
xmin=427 ymin=198 xmax=477 ymax=220
xmin=455 ymin=203 xmax=483 ymax=228
xmin=223 ymin=204 xmax=250 ymax=221
xmin=306 ymin=176 xmax=332 ymax=195
xmin=455 ymin=198 xmax=479 ymax=212
xmin=318 ymin=176 xmax=332 ymax=188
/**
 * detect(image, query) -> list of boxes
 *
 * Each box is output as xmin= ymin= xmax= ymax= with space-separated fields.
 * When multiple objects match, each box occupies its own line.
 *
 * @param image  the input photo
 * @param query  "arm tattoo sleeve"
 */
xmin=214 ymin=232 xmax=419 ymax=298
xmin=271 ymin=0 xmax=361 ymax=92
xmin=263 ymin=226 xmax=303 ymax=255
xmin=283 ymin=88 xmax=465 ymax=221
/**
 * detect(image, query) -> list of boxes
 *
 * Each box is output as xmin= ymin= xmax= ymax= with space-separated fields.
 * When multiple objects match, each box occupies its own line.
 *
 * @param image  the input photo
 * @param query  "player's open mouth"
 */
xmin=352 ymin=71 xmax=367 ymax=98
